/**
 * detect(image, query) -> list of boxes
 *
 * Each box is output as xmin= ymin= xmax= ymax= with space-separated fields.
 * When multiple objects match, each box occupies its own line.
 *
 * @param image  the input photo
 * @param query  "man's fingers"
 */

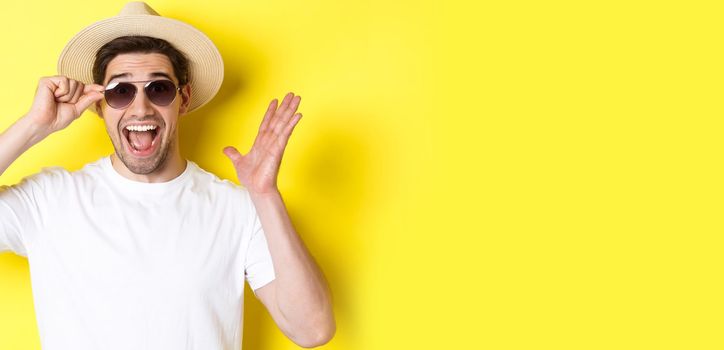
xmin=287 ymin=94 xmax=301 ymax=111
xmin=222 ymin=146 xmax=244 ymax=165
xmin=51 ymin=77 xmax=98 ymax=105
xmin=271 ymin=92 xmax=294 ymax=122
xmin=72 ymin=84 xmax=105 ymax=112
xmin=63 ymin=80 xmax=78 ymax=102
xmin=279 ymin=113 xmax=302 ymax=146
xmin=83 ymin=84 xmax=105 ymax=94
xmin=53 ymin=77 xmax=70 ymax=98
xmin=68 ymin=82 xmax=84 ymax=104
xmin=273 ymin=95 xmax=301 ymax=136
xmin=75 ymin=90 xmax=104 ymax=113
xmin=278 ymin=92 xmax=294 ymax=111
xmin=283 ymin=95 xmax=301 ymax=122
xmin=258 ymin=99 xmax=278 ymax=134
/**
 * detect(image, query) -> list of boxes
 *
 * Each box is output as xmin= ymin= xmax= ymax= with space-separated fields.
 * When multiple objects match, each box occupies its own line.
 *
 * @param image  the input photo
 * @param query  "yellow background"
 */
xmin=0 ymin=0 xmax=722 ymax=349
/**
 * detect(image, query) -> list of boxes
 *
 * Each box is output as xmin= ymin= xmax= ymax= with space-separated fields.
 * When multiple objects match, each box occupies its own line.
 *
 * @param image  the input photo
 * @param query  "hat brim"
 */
xmin=57 ymin=15 xmax=224 ymax=115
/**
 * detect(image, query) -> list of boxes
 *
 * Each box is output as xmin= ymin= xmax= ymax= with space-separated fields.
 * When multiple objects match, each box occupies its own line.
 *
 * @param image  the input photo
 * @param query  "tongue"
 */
xmin=129 ymin=131 xmax=154 ymax=151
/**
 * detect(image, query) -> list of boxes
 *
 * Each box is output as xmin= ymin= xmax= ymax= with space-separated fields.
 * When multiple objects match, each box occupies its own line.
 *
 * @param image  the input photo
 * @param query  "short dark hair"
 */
xmin=92 ymin=35 xmax=190 ymax=86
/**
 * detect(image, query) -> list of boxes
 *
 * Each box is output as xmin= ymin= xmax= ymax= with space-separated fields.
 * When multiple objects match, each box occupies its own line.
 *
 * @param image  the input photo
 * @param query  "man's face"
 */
xmin=98 ymin=52 xmax=191 ymax=174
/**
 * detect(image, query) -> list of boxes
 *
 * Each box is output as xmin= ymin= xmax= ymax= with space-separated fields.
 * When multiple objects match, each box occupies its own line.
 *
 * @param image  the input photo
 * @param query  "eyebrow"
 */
xmin=107 ymin=72 xmax=175 ymax=84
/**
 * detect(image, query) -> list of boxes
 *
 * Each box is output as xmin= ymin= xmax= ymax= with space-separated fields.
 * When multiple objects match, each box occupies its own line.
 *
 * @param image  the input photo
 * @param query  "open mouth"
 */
xmin=121 ymin=124 xmax=162 ymax=157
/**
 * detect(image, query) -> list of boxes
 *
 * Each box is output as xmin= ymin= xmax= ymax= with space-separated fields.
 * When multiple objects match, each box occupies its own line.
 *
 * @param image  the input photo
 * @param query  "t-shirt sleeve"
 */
xmin=0 ymin=175 xmax=45 ymax=256
xmin=243 ymin=191 xmax=276 ymax=294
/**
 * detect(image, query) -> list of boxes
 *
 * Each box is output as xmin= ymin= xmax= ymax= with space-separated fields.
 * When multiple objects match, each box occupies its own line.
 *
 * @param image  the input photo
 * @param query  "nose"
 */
xmin=127 ymin=86 xmax=155 ymax=118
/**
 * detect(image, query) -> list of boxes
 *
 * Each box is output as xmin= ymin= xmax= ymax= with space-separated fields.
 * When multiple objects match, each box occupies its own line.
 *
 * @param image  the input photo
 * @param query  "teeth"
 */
xmin=125 ymin=125 xmax=158 ymax=132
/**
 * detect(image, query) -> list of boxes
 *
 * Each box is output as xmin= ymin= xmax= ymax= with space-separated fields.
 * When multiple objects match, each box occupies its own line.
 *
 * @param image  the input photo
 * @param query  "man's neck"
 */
xmin=110 ymin=152 xmax=186 ymax=183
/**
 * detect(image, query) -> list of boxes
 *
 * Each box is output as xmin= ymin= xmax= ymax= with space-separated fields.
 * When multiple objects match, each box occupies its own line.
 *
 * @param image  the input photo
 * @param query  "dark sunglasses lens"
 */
xmin=105 ymin=83 xmax=137 ymax=108
xmin=145 ymin=80 xmax=177 ymax=106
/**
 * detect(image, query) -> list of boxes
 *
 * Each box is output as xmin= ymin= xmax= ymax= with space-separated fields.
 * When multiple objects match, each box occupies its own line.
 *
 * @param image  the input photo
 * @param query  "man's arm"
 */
xmin=249 ymin=190 xmax=335 ymax=348
xmin=0 ymin=116 xmax=47 ymax=176
xmin=223 ymin=92 xmax=335 ymax=347
xmin=0 ymin=76 xmax=103 ymax=254
xmin=0 ymin=76 xmax=103 ymax=177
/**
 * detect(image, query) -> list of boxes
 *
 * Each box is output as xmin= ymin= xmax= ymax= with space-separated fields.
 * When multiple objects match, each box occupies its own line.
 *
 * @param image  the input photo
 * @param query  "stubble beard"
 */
xmin=113 ymin=131 xmax=175 ymax=175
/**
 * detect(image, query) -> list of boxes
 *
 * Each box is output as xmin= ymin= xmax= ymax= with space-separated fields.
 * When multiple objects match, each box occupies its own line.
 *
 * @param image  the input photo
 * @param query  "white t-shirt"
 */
xmin=0 ymin=156 xmax=276 ymax=350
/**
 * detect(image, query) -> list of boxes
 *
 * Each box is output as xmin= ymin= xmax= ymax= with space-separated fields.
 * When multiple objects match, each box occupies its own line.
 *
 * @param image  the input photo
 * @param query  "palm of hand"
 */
xmin=224 ymin=92 xmax=303 ymax=194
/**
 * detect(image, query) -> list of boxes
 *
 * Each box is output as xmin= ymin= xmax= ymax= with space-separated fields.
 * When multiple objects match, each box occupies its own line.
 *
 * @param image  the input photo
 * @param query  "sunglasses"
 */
xmin=103 ymin=79 xmax=181 ymax=109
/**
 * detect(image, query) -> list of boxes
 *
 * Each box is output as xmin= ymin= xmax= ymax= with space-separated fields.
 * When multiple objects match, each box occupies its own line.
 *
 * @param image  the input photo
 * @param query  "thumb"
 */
xmin=76 ymin=85 xmax=105 ymax=113
xmin=223 ymin=146 xmax=244 ymax=164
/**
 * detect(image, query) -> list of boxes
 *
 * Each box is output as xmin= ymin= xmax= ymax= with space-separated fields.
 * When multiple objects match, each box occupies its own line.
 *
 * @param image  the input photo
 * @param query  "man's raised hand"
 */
xmin=26 ymin=76 xmax=104 ymax=138
xmin=223 ymin=92 xmax=303 ymax=195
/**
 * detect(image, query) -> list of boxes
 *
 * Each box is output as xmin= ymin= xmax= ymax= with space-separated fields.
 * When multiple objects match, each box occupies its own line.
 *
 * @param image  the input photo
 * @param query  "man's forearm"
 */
xmin=0 ymin=116 xmax=47 ymax=177
xmin=249 ymin=190 xmax=335 ymax=341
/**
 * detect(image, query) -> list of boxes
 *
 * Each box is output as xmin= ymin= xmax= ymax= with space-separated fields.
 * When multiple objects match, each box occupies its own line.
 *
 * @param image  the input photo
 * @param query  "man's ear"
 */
xmin=178 ymin=84 xmax=192 ymax=116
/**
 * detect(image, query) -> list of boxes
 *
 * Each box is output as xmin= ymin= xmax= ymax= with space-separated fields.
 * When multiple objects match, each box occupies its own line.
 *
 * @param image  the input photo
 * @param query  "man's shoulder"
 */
xmin=186 ymin=160 xmax=249 ymax=194
xmin=21 ymin=157 xmax=106 ymax=187
xmin=20 ymin=165 xmax=73 ymax=185
xmin=1 ymin=163 xmax=80 ymax=197
xmin=185 ymin=162 xmax=255 ymax=209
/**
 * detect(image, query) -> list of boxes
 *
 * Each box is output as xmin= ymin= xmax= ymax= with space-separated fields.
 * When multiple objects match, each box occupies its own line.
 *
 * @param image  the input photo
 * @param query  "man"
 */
xmin=0 ymin=2 xmax=335 ymax=349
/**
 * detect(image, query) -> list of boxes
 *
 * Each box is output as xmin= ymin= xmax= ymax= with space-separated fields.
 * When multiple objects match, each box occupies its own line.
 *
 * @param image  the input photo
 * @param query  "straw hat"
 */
xmin=57 ymin=1 xmax=224 ymax=114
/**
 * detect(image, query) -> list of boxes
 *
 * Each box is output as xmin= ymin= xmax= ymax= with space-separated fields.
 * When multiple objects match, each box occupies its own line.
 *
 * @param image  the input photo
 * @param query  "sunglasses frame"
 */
xmin=103 ymin=79 xmax=182 ymax=109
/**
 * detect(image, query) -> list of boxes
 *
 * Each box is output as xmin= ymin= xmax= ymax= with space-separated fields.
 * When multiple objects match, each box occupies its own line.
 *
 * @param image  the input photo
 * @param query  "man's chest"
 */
xmin=27 ymin=189 xmax=249 ymax=298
